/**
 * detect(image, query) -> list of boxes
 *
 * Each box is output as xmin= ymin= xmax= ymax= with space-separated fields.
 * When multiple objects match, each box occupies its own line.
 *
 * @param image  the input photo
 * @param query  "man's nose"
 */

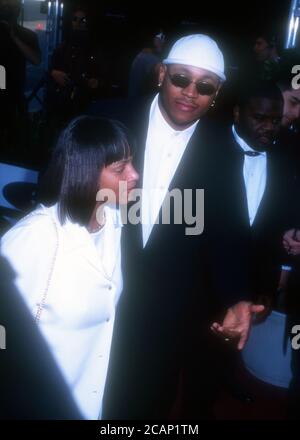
xmin=182 ymin=82 xmax=198 ymax=98
xmin=264 ymin=119 xmax=277 ymax=131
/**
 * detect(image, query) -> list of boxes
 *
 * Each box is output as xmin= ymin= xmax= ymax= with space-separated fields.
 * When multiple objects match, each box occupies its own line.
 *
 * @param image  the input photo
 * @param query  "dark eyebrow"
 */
xmin=111 ymin=157 xmax=132 ymax=166
xmin=253 ymin=112 xmax=281 ymax=120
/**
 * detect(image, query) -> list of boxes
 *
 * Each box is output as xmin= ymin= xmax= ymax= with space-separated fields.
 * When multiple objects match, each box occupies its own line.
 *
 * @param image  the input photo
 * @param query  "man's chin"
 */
xmin=256 ymin=142 xmax=271 ymax=152
xmin=170 ymin=114 xmax=198 ymax=130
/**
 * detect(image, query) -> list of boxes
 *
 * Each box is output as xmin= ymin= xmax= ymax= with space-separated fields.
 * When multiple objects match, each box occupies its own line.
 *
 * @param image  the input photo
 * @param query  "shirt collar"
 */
xmin=232 ymin=124 xmax=266 ymax=157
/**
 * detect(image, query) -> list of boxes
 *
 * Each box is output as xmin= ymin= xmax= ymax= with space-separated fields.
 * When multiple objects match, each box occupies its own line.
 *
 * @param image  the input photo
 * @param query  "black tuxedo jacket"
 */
xmin=91 ymin=97 xmax=254 ymax=419
xmin=224 ymin=127 xmax=299 ymax=298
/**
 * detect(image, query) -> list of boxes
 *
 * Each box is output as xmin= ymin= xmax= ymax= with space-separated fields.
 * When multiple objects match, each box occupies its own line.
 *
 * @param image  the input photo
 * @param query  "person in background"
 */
xmin=47 ymin=7 xmax=109 ymax=135
xmin=128 ymin=28 xmax=166 ymax=98
xmin=254 ymin=32 xmax=280 ymax=64
xmin=274 ymin=49 xmax=300 ymax=183
xmin=230 ymin=81 xmax=297 ymax=309
xmin=277 ymin=50 xmax=300 ymax=131
xmin=191 ymin=80 xmax=299 ymax=409
xmin=0 ymin=0 xmax=41 ymax=158
xmin=253 ymin=31 xmax=280 ymax=81
xmin=0 ymin=116 xmax=139 ymax=420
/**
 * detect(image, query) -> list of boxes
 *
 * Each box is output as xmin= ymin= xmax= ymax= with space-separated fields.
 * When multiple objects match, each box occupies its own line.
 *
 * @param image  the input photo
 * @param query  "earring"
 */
xmin=158 ymin=82 xmax=162 ymax=88
xmin=211 ymin=100 xmax=216 ymax=108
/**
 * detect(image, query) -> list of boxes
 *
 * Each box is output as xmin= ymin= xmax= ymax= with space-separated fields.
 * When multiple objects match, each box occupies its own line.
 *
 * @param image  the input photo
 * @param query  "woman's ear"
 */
xmin=233 ymin=105 xmax=240 ymax=124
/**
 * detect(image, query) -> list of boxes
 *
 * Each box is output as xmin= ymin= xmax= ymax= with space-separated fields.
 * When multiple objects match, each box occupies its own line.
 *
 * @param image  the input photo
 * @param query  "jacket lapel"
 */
xmin=127 ymin=99 xmax=152 ymax=249
xmin=230 ymin=134 xmax=256 ymax=228
xmin=251 ymin=151 xmax=274 ymax=230
xmin=143 ymin=122 xmax=206 ymax=248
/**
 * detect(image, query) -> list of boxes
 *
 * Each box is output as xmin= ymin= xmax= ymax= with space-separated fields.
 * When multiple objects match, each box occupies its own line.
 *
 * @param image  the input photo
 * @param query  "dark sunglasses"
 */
xmin=167 ymin=71 xmax=217 ymax=96
xmin=72 ymin=16 xmax=87 ymax=24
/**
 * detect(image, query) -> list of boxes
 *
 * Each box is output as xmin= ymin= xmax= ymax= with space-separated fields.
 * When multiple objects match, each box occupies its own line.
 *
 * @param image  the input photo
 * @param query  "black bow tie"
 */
xmin=243 ymin=151 xmax=261 ymax=157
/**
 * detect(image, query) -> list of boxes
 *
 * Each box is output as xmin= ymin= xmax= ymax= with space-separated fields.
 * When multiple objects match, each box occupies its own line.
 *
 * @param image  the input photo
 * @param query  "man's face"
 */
xmin=234 ymin=97 xmax=283 ymax=151
xmin=281 ymin=88 xmax=300 ymax=128
xmin=158 ymin=63 xmax=221 ymax=130
xmin=253 ymin=37 xmax=272 ymax=62
xmin=71 ymin=10 xmax=87 ymax=32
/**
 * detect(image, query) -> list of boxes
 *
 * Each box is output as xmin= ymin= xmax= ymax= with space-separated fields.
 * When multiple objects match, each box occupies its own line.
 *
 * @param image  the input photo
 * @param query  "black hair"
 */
xmin=254 ymin=30 xmax=278 ymax=48
xmin=136 ymin=26 xmax=165 ymax=49
xmin=235 ymin=80 xmax=283 ymax=109
xmin=72 ymin=6 xmax=87 ymax=16
xmin=39 ymin=116 xmax=133 ymax=226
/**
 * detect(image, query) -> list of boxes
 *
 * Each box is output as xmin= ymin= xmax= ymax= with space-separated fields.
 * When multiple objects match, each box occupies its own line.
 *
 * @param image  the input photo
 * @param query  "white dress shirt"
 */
xmin=0 ymin=203 xmax=123 ymax=420
xmin=142 ymin=94 xmax=198 ymax=246
xmin=232 ymin=125 xmax=267 ymax=226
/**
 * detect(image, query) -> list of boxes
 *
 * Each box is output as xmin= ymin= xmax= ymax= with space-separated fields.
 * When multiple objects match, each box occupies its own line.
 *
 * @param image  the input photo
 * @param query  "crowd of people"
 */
xmin=1 ymin=1 xmax=300 ymax=421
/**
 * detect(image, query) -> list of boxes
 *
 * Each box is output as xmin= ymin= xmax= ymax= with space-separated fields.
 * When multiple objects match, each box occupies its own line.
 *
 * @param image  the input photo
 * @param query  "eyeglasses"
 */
xmin=72 ymin=16 xmax=87 ymax=24
xmin=167 ymin=71 xmax=217 ymax=96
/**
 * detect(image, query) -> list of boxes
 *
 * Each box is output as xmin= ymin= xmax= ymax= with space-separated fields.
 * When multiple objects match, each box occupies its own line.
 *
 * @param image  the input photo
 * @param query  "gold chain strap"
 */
xmin=35 ymin=217 xmax=59 ymax=324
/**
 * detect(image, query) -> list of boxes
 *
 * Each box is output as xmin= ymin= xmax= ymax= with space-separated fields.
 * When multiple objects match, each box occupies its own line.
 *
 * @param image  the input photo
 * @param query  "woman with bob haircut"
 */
xmin=0 ymin=116 xmax=139 ymax=420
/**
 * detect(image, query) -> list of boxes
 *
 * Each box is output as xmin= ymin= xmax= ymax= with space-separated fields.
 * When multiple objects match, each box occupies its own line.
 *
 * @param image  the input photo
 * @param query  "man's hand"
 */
xmin=283 ymin=229 xmax=300 ymax=256
xmin=252 ymin=294 xmax=273 ymax=323
xmin=211 ymin=301 xmax=265 ymax=350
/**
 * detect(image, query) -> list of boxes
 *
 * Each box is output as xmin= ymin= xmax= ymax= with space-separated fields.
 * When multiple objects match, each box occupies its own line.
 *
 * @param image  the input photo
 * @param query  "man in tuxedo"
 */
xmin=209 ymin=81 xmax=300 ymax=408
xmin=101 ymin=35 xmax=264 ymax=419
xmin=228 ymin=81 xmax=298 ymax=301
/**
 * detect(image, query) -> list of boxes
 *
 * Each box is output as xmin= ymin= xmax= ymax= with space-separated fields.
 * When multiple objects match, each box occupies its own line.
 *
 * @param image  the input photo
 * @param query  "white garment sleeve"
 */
xmin=0 ymin=214 xmax=59 ymax=316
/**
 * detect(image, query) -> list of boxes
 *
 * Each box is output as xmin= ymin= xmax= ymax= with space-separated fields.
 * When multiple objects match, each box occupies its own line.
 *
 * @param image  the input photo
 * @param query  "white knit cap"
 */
xmin=163 ymin=34 xmax=226 ymax=82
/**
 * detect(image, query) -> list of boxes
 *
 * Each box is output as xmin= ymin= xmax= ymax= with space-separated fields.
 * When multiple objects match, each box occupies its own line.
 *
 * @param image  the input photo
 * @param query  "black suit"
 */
xmin=226 ymin=127 xmax=298 ymax=298
xmin=182 ymin=127 xmax=300 ymax=417
xmin=91 ymin=98 xmax=253 ymax=419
